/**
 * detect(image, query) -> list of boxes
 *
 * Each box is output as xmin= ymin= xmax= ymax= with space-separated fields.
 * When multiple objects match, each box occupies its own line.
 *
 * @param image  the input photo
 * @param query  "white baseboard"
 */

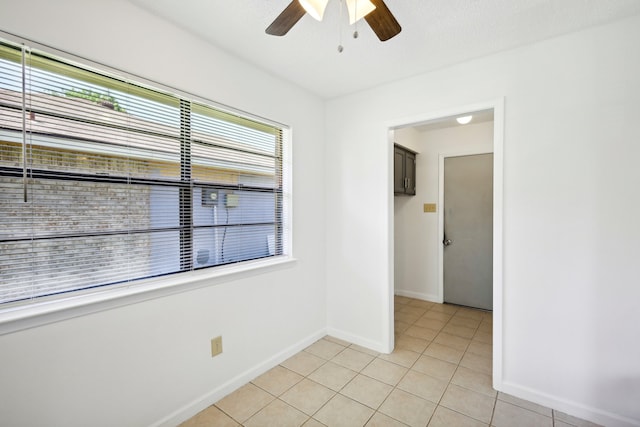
xmin=326 ymin=326 xmax=390 ymax=354
xmin=151 ymin=328 xmax=327 ymax=427
xmin=501 ymin=381 xmax=640 ymax=427
xmin=394 ymin=289 xmax=441 ymax=303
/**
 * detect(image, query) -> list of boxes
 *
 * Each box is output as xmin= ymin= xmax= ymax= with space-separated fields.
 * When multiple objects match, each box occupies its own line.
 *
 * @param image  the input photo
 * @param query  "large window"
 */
xmin=0 ymin=39 xmax=289 ymax=306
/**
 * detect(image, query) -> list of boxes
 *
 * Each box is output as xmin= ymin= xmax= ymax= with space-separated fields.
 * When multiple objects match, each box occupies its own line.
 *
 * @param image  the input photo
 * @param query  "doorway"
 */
xmin=443 ymin=153 xmax=494 ymax=310
xmin=387 ymin=98 xmax=504 ymax=388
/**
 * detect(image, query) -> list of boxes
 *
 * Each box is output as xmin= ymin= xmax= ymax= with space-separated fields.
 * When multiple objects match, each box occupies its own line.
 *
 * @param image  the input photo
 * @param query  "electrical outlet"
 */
xmin=211 ymin=336 xmax=223 ymax=357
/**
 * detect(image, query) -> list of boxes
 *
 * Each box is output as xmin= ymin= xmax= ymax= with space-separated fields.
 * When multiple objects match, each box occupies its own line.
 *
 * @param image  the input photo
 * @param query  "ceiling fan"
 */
xmin=266 ymin=0 xmax=401 ymax=42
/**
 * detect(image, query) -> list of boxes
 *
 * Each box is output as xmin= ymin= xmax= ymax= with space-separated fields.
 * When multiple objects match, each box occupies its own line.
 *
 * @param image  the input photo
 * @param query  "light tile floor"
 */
xmin=180 ymin=296 xmax=601 ymax=427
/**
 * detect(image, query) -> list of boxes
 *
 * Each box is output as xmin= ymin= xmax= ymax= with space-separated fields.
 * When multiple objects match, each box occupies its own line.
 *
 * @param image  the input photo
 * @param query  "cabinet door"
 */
xmin=405 ymin=151 xmax=416 ymax=195
xmin=394 ymin=147 xmax=406 ymax=194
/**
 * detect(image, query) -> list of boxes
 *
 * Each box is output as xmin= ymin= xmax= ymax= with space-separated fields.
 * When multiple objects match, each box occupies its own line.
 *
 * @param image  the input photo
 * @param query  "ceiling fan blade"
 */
xmin=364 ymin=0 xmax=402 ymax=41
xmin=266 ymin=1 xmax=307 ymax=36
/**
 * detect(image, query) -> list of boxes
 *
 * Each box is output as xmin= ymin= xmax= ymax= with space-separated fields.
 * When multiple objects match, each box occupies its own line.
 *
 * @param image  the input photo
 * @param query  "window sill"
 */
xmin=0 ymin=256 xmax=296 ymax=336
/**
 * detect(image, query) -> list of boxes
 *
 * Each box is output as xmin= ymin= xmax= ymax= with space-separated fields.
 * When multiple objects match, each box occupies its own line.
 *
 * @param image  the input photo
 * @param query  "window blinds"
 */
xmin=0 ymin=40 xmax=287 ymax=305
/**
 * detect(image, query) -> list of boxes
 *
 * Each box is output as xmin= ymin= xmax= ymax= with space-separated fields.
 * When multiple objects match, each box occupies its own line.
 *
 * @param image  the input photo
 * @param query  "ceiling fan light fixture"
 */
xmin=346 ymin=0 xmax=376 ymax=25
xmin=456 ymin=115 xmax=473 ymax=125
xmin=266 ymin=0 xmax=401 ymax=42
xmin=298 ymin=0 xmax=329 ymax=21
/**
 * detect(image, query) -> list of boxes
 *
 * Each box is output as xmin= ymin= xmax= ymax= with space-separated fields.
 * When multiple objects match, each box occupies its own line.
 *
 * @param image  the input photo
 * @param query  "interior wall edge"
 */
xmin=326 ymin=326 xmax=390 ymax=354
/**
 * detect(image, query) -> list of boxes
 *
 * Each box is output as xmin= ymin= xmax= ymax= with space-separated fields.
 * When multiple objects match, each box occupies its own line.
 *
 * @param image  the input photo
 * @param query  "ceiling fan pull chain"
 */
xmin=338 ymin=0 xmax=344 ymax=52
xmin=353 ymin=0 xmax=359 ymax=38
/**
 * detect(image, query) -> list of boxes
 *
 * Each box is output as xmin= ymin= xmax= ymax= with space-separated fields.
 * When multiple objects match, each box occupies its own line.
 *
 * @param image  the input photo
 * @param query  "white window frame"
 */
xmin=0 ymin=32 xmax=294 ymax=335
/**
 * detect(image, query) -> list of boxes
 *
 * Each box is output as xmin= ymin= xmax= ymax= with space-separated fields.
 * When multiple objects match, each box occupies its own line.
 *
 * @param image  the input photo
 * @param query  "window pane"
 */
xmin=193 ymin=188 xmax=276 ymax=227
xmin=193 ymin=223 xmax=277 ymax=268
xmin=2 ymin=234 xmax=147 ymax=303
xmin=0 ymin=177 xmax=169 ymax=239
xmin=0 ymin=38 xmax=287 ymax=306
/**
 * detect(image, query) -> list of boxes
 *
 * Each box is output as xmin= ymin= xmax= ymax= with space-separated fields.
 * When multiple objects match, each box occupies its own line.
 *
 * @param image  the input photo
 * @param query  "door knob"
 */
xmin=443 ymin=239 xmax=452 ymax=246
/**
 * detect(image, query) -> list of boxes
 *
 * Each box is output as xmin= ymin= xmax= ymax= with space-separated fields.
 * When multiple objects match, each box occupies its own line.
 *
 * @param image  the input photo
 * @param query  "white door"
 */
xmin=443 ymin=153 xmax=493 ymax=310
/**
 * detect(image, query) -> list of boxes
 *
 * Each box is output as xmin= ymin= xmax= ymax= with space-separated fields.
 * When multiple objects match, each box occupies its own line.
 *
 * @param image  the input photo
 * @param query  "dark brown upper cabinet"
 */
xmin=394 ymin=144 xmax=416 ymax=196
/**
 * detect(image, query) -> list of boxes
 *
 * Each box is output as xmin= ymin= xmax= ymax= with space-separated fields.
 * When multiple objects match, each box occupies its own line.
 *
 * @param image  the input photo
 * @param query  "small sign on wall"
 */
xmin=424 ymin=203 xmax=437 ymax=213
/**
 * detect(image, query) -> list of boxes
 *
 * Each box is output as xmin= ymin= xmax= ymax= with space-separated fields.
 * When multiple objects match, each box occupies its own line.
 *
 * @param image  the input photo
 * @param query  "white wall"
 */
xmin=0 ymin=1 xmax=327 ymax=426
xmin=394 ymin=122 xmax=494 ymax=302
xmin=326 ymin=14 xmax=640 ymax=427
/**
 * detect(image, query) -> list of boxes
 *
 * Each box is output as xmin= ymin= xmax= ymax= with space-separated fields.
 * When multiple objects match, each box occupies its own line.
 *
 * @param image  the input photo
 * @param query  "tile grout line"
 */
xmin=392 ymin=301 xmax=495 ymax=425
xmin=202 ymin=298 xmax=496 ymax=427
xmin=433 ymin=320 xmax=493 ymax=425
xmin=201 ymin=297 xmax=589 ymax=427
xmin=301 ymin=339 xmax=379 ymax=426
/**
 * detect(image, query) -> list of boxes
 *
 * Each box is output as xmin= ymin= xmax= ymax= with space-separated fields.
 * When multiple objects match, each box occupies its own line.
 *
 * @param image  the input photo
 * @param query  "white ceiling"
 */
xmin=129 ymin=0 xmax=640 ymax=99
